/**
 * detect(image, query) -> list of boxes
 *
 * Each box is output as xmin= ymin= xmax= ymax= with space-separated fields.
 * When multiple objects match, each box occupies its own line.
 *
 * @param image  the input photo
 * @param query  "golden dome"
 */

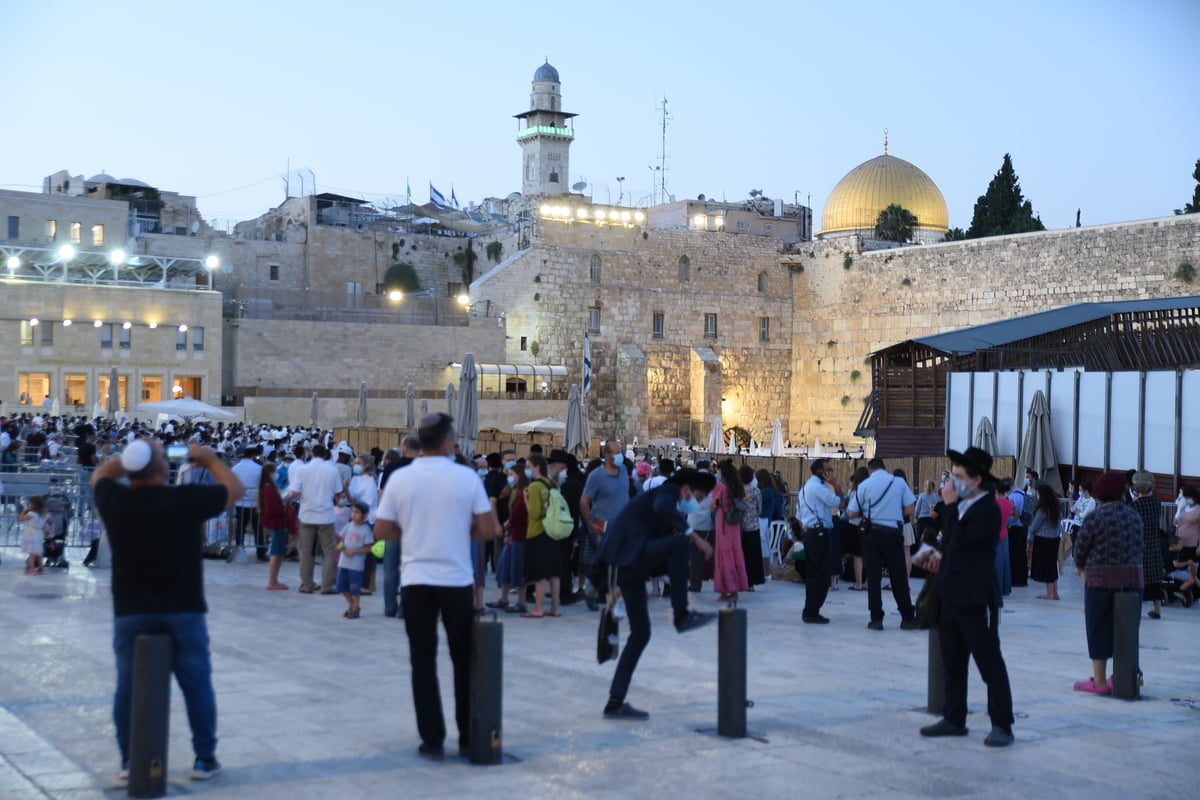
xmin=819 ymin=153 xmax=948 ymax=237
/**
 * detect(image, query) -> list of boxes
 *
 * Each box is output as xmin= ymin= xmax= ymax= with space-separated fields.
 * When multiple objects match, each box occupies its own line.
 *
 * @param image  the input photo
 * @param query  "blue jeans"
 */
xmin=383 ymin=540 xmax=402 ymax=616
xmin=994 ymin=538 xmax=1012 ymax=601
xmin=113 ymin=613 xmax=217 ymax=764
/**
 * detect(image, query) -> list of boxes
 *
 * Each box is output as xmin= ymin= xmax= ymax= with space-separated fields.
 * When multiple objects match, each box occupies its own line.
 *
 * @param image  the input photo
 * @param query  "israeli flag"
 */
xmin=430 ymin=183 xmax=447 ymax=206
xmin=582 ymin=329 xmax=592 ymax=398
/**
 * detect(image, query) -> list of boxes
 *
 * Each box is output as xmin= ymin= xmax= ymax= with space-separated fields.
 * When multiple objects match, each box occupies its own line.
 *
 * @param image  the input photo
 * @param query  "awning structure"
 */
xmin=474 ymin=364 xmax=568 ymax=378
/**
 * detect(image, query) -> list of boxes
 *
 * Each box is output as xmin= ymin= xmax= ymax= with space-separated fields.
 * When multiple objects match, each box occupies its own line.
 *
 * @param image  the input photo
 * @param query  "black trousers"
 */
xmin=862 ymin=525 xmax=915 ymax=622
xmin=689 ymin=529 xmax=714 ymax=590
xmin=401 ymin=584 xmax=475 ymax=749
xmin=803 ymin=527 xmax=831 ymax=616
xmin=939 ymin=602 xmax=1014 ymax=729
xmin=232 ymin=506 xmax=262 ymax=555
xmin=1008 ymin=526 xmax=1028 ymax=587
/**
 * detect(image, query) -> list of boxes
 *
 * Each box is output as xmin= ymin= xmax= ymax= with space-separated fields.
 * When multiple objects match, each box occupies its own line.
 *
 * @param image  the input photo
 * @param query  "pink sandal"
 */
xmin=1072 ymin=678 xmax=1111 ymax=695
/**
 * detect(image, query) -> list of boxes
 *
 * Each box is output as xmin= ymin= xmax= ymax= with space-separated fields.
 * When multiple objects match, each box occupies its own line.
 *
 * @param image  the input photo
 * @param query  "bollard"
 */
xmin=128 ymin=633 xmax=172 ymax=798
xmin=1112 ymin=590 xmax=1141 ymax=700
xmin=926 ymin=628 xmax=945 ymax=715
xmin=468 ymin=614 xmax=503 ymax=765
xmin=717 ymin=606 xmax=748 ymax=738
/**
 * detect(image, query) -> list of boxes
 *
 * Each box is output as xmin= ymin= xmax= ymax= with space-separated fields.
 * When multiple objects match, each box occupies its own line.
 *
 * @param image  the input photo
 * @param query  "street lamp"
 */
xmin=456 ymin=293 xmax=470 ymax=306
xmin=57 ymin=244 xmax=75 ymax=261
xmin=110 ymin=249 xmax=126 ymax=266
xmin=5 ymin=255 xmax=19 ymax=270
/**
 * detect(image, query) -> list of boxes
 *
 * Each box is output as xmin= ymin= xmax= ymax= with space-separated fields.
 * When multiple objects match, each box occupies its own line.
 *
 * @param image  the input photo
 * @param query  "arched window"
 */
xmin=757 ymin=271 xmax=768 ymax=293
xmin=590 ymin=254 xmax=601 ymax=283
xmin=678 ymin=255 xmax=690 ymax=282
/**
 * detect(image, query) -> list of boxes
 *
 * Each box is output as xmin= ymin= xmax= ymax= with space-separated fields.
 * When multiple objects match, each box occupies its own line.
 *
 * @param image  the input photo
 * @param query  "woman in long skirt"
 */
xmin=711 ymin=460 xmax=749 ymax=601
xmin=1028 ymin=485 xmax=1063 ymax=599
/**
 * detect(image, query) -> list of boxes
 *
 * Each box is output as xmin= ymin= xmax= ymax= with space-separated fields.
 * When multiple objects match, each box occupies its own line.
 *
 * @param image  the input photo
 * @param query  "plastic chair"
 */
xmin=768 ymin=520 xmax=789 ymax=566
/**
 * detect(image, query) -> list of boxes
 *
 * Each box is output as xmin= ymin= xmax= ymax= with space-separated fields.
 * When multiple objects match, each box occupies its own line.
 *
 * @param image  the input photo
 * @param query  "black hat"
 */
xmin=547 ymin=448 xmax=571 ymax=465
xmin=946 ymin=446 xmax=996 ymax=483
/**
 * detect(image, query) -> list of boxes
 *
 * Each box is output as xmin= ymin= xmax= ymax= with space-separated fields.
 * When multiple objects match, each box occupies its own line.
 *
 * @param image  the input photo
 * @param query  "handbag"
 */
xmin=916 ymin=578 xmax=941 ymax=629
xmin=722 ymin=497 xmax=748 ymax=527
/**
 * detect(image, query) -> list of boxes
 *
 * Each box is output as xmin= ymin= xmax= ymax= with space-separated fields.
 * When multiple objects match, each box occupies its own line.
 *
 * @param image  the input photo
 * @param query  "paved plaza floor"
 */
xmin=0 ymin=545 xmax=1196 ymax=799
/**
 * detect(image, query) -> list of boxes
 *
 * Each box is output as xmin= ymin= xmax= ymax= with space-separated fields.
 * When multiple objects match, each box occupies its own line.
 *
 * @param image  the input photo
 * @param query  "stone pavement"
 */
xmin=0 ymin=546 xmax=1197 ymax=799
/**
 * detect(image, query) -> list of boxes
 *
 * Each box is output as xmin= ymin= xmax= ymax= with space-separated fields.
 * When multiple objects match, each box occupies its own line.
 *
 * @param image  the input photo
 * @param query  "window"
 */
xmin=64 ymin=374 xmax=87 ymax=408
xmin=70 ymin=221 xmax=82 ymax=243
xmin=141 ymin=376 xmax=163 ymax=403
xmin=346 ymin=281 xmax=363 ymax=307
xmin=652 ymin=311 xmax=664 ymax=339
xmin=100 ymin=323 xmax=113 ymax=349
xmin=704 ymin=313 xmax=718 ymax=339
xmin=588 ymin=306 xmax=601 ymax=333
xmin=192 ymin=326 xmax=205 ymax=351
xmin=764 ymin=222 xmax=773 ymax=233
xmin=758 ymin=272 xmax=769 ymax=293
xmin=759 ymin=316 xmax=770 ymax=342
xmin=40 ymin=321 xmax=53 ymax=346
xmin=176 ymin=328 xmax=187 ymax=351
xmin=119 ymin=325 xmax=131 ymax=350
xmin=173 ymin=376 xmax=202 ymax=399
xmin=736 ymin=220 xmax=746 ymax=231
xmin=20 ymin=320 xmax=35 ymax=345
xmin=91 ymin=224 xmax=105 ymax=246
xmin=18 ymin=373 xmax=51 ymax=406
xmin=678 ymin=255 xmax=690 ymax=282
xmin=7 ymin=215 xmax=18 ymax=239
xmin=519 ymin=336 xmax=527 ymax=351
xmin=590 ymin=254 xmax=601 ymax=283
xmin=47 ymin=219 xmax=57 ymax=240
xmin=269 ymin=263 xmax=280 ymax=281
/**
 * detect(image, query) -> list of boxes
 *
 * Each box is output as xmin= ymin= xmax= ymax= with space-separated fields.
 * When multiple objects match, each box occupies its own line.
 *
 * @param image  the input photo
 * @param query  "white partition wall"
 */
xmin=1049 ymin=370 xmax=1078 ymax=470
xmin=1184 ymin=372 xmax=1200 ymax=478
xmin=1144 ymin=372 xmax=1178 ymax=475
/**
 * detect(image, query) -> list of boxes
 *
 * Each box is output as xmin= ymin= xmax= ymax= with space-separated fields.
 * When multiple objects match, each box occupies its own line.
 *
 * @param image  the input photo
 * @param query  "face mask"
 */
xmin=525 ymin=468 xmax=535 ymax=480
xmin=751 ymin=478 xmax=759 ymax=488
xmin=1023 ymin=479 xmax=1031 ymax=488
xmin=504 ymin=460 xmax=517 ymax=470
xmin=1188 ymin=500 xmax=1197 ymax=510
xmin=555 ymin=470 xmax=566 ymax=485
xmin=954 ymin=478 xmax=973 ymax=498
xmin=352 ymin=464 xmax=364 ymax=475
xmin=477 ymin=468 xmax=489 ymax=478
xmin=677 ymin=496 xmax=700 ymax=515
xmin=506 ymin=474 xmax=517 ymax=487
xmin=611 ymin=453 xmax=624 ymax=467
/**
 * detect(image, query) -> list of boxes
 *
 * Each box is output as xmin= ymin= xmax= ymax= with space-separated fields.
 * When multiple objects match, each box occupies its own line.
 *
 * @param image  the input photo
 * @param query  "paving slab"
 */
xmin=0 ymin=547 xmax=1196 ymax=799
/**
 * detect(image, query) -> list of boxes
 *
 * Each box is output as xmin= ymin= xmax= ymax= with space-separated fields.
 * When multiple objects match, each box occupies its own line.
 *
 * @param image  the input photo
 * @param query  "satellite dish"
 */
xmin=191 ymin=221 xmax=200 ymax=234
xmin=571 ymin=181 xmax=587 ymax=192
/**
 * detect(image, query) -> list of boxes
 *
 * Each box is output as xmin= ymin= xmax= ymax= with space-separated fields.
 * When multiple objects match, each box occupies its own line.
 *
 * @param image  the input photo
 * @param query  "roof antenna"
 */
xmin=883 ymin=128 xmax=889 ymax=155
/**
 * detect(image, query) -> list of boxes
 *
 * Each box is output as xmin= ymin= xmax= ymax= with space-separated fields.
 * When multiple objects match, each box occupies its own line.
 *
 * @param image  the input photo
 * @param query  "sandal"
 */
xmin=1072 ymin=678 xmax=1111 ymax=695
xmin=546 ymin=610 xmax=561 ymax=617
xmin=504 ymin=604 xmax=527 ymax=613
xmin=520 ymin=611 xmax=544 ymax=618
xmin=485 ymin=600 xmax=508 ymax=609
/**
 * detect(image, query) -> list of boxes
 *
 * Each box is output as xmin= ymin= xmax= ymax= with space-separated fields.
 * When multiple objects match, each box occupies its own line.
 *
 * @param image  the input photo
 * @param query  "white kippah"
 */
xmin=121 ymin=439 xmax=153 ymax=472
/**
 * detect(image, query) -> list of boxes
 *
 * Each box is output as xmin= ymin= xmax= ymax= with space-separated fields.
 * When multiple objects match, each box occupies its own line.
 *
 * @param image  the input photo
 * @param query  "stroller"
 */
xmin=42 ymin=495 xmax=71 ymax=569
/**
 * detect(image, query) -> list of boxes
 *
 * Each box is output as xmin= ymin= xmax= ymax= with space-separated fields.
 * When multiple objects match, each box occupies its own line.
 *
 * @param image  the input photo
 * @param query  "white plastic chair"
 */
xmin=768 ymin=520 xmax=789 ymax=566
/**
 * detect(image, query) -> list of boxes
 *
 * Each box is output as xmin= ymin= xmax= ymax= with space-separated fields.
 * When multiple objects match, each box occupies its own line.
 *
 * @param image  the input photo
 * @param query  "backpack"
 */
xmin=542 ymin=479 xmax=575 ymax=541
xmin=722 ymin=497 xmax=750 ymax=528
xmin=1011 ymin=489 xmax=1033 ymax=527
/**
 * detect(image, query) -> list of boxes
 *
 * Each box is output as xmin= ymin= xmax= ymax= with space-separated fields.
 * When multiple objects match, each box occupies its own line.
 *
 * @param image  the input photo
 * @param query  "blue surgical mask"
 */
xmin=352 ymin=464 xmax=364 ymax=475
xmin=477 ymin=468 xmax=489 ymax=478
xmin=504 ymin=460 xmax=517 ymax=470
xmin=678 ymin=496 xmax=700 ymax=515
xmin=506 ymin=474 xmax=517 ymax=487
xmin=612 ymin=453 xmax=624 ymax=467
xmin=954 ymin=478 xmax=972 ymax=498
xmin=525 ymin=468 xmax=535 ymax=480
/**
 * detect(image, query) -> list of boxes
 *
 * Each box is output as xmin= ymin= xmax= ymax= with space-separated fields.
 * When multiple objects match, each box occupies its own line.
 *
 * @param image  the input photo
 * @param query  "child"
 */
xmin=1166 ymin=537 xmax=1197 ymax=606
xmin=19 ymin=496 xmax=48 ymax=575
xmin=335 ymin=501 xmax=374 ymax=619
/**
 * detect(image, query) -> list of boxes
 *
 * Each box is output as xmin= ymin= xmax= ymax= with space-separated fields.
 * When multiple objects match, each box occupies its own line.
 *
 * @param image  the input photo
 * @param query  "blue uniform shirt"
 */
xmin=847 ymin=469 xmax=916 ymax=528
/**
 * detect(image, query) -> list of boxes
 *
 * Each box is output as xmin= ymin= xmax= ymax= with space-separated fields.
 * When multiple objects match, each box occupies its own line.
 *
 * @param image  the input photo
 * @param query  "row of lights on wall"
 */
xmin=5 ymin=246 xmax=219 ymax=271
xmin=26 ymin=318 xmax=190 ymax=332
xmin=384 ymin=290 xmax=472 ymax=305
xmin=539 ymin=204 xmax=646 ymax=225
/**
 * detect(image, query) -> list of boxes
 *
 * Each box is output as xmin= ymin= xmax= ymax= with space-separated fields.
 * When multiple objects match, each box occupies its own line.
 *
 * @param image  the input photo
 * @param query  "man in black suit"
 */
xmin=918 ymin=446 xmax=1015 ymax=747
xmin=596 ymin=469 xmax=717 ymax=720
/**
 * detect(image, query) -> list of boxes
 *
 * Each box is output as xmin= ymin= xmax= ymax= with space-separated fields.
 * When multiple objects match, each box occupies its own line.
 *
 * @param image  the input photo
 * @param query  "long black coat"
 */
xmin=936 ymin=494 xmax=1002 ymax=607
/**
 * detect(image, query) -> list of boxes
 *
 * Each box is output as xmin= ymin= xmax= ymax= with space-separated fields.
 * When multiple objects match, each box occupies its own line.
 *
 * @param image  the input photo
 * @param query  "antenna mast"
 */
xmin=657 ymin=96 xmax=670 ymax=202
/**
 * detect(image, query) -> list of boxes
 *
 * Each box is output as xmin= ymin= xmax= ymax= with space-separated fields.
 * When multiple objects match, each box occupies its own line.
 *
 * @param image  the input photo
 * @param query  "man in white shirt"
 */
xmin=287 ymin=444 xmax=342 ymax=594
xmin=375 ymin=413 xmax=499 ymax=761
xmin=230 ymin=446 xmax=264 ymax=560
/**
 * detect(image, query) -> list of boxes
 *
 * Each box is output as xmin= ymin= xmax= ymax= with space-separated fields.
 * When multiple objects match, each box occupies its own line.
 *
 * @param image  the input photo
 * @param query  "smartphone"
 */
xmin=167 ymin=444 xmax=189 ymax=461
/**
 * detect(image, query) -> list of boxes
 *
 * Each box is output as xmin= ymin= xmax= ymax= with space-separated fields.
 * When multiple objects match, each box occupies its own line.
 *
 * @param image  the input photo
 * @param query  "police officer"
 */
xmin=798 ymin=458 xmax=842 ymax=623
xmin=847 ymin=457 xmax=918 ymax=630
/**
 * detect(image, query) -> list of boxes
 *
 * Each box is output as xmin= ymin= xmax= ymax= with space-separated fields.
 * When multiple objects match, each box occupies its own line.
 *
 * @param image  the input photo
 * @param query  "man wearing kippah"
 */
xmin=92 ymin=439 xmax=244 ymax=784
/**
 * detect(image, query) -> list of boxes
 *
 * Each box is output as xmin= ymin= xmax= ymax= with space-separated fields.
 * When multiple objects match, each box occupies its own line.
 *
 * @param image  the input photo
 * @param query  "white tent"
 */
xmin=137 ymin=398 xmax=239 ymax=423
xmin=513 ymin=418 xmax=566 ymax=434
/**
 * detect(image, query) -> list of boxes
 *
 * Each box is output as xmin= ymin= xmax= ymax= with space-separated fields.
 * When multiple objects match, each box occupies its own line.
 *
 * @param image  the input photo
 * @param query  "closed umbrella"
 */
xmin=564 ymin=383 xmax=588 ymax=457
xmin=405 ymin=383 xmax=415 ymax=429
xmin=446 ymin=383 xmax=456 ymax=417
xmin=310 ymin=392 xmax=319 ymax=428
xmin=1018 ymin=390 xmax=1063 ymax=494
xmin=356 ymin=382 xmax=368 ymax=428
xmin=420 ymin=399 xmax=428 ymax=418
xmin=50 ymin=397 xmax=60 ymax=417
xmin=106 ymin=367 xmax=120 ymax=416
xmin=456 ymin=354 xmax=478 ymax=458
xmin=707 ymin=416 xmax=724 ymax=454
xmin=973 ymin=416 xmax=999 ymax=457
xmin=770 ymin=418 xmax=784 ymax=456
xmin=749 ymin=435 xmax=757 ymax=454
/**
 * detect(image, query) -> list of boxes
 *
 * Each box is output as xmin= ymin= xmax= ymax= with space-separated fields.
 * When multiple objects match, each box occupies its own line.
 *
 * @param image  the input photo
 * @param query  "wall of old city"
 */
xmin=790 ymin=214 xmax=1200 ymax=444
xmin=472 ymin=221 xmax=795 ymax=443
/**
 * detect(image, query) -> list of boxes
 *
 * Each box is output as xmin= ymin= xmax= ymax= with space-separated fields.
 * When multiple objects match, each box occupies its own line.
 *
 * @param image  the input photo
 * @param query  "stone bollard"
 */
xmin=927 ymin=628 xmax=945 ymax=715
xmin=1112 ymin=590 xmax=1141 ymax=700
xmin=128 ymin=634 xmax=172 ymax=798
xmin=468 ymin=614 xmax=503 ymax=764
xmin=717 ymin=606 xmax=748 ymax=738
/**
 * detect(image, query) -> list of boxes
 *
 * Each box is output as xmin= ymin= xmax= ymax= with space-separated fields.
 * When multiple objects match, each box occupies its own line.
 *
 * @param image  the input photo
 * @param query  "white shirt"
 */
xmin=643 ymin=475 xmax=667 ymax=492
xmin=347 ymin=473 xmax=379 ymax=524
xmin=376 ymin=456 xmax=491 ymax=587
xmin=290 ymin=458 xmax=341 ymax=525
xmin=799 ymin=475 xmax=840 ymax=528
xmin=231 ymin=458 xmax=262 ymax=508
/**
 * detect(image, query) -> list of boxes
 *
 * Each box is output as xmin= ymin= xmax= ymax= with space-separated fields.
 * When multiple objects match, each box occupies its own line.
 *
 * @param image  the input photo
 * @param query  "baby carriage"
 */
xmin=42 ymin=495 xmax=71 ymax=569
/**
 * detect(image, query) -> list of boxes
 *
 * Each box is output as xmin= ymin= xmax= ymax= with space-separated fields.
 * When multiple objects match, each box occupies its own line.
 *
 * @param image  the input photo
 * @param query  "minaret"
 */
xmin=515 ymin=60 xmax=576 ymax=198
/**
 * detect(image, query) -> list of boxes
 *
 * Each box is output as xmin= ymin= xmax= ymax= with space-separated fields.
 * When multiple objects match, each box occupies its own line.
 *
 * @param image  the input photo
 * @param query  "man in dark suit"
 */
xmin=597 ymin=469 xmax=717 ymax=720
xmin=919 ymin=446 xmax=1015 ymax=748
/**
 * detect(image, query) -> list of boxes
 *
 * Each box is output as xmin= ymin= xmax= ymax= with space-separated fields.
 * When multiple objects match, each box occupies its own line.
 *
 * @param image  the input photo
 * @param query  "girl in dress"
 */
xmin=20 ymin=496 xmax=48 ymax=575
xmin=711 ymin=460 xmax=749 ymax=601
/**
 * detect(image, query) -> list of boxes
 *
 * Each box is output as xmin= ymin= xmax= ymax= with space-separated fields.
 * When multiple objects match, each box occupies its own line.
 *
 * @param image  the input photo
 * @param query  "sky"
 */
xmin=3 ymin=0 xmax=1197 ymax=233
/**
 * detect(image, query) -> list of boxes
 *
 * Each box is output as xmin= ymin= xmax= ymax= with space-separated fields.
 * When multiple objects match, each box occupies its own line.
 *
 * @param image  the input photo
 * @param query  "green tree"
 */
xmin=1174 ymin=157 xmax=1200 ymax=215
xmin=383 ymin=262 xmax=421 ymax=293
xmin=966 ymin=154 xmax=1045 ymax=238
xmin=943 ymin=226 xmax=966 ymax=242
xmin=451 ymin=238 xmax=478 ymax=285
xmin=874 ymin=204 xmax=917 ymax=242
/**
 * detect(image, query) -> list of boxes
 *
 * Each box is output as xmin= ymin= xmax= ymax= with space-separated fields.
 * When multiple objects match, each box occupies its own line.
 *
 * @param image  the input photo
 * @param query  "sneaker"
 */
xmin=604 ymin=702 xmax=650 ymax=720
xmin=802 ymin=613 xmax=830 ymax=624
xmin=1148 ymin=610 xmax=1161 ymax=619
xmin=116 ymin=764 xmax=129 ymax=785
xmin=417 ymin=743 xmax=445 ymax=761
xmin=984 ymin=725 xmax=1015 ymax=747
xmin=674 ymin=610 xmax=716 ymax=633
xmin=867 ymin=620 xmax=884 ymax=631
xmin=190 ymin=757 xmax=222 ymax=780
xmin=920 ymin=719 xmax=968 ymax=737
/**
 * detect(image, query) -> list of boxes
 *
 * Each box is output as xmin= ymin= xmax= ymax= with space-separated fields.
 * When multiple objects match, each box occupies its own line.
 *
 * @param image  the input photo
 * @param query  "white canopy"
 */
xmin=137 ymin=398 xmax=239 ymax=422
xmin=513 ymin=417 xmax=566 ymax=434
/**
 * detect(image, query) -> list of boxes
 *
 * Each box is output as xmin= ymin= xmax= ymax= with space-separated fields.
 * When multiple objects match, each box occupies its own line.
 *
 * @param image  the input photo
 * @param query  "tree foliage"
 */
xmin=874 ymin=204 xmax=917 ymax=242
xmin=383 ymin=262 xmax=421 ymax=293
xmin=451 ymin=239 xmax=478 ymax=285
xmin=1174 ymin=158 xmax=1200 ymax=215
xmin=943 ymin=226 xmax=966 ymax=242
xmin=967 ymin=154 xmax=1045 ymax=238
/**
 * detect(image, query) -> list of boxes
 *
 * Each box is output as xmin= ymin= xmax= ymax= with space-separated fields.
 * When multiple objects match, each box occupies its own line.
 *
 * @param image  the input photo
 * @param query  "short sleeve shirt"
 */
xmin=582 ymin=465 xmax=631 ymax=523
xmin=337 ymin=521 xmax=374 ymax=572
xmin=847 ymin=470 xmax=915 ymax=528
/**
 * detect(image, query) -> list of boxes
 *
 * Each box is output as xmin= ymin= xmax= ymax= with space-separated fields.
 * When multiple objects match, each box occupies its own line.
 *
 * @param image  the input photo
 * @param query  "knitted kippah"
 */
xmin=121 ymin=439 xmax=153 ymax=472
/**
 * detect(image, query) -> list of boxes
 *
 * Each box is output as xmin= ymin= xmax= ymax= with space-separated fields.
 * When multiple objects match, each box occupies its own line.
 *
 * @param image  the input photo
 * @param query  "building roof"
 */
xmin=820 ymin=153 xmax=948 ymax=236
xmin=905 ymin=296 xmax=1200 ymax=355
xmin=533 ymin=60 xmax=559 ymax=82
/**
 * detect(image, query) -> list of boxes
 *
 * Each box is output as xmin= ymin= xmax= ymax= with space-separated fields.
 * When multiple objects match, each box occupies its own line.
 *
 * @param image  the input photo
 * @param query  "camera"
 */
xmin=167 ymin=444 xmax=189 ymax=461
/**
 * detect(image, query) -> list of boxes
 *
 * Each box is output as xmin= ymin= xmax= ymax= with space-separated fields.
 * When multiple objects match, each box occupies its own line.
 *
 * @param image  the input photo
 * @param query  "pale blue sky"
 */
xmin=3 ymin=0 xmax=1197 ymax=232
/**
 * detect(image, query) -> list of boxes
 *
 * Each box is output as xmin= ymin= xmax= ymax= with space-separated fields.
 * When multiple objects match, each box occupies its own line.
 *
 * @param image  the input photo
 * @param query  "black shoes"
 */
xmin=867 ymin=620 xmax=884 ymax=631
xmin=899 ymin=618 xmax=920 ymax=631
xmin=190 ymin=757 xmax=222 ymax=780
xmin=674 ymin=610 xmax=716 ymax=633
xmin=417 ymin=743 xmax=445 ymax=761
xmin=604 ymin=702 xmax=650 ymax=720
xmin=920 ymin=719 xmax=968 ymax=738
xmin=984 ymin=726 xmax=1015 ymax=747
xmin=802 ymin=613 xmax=830 ymax=624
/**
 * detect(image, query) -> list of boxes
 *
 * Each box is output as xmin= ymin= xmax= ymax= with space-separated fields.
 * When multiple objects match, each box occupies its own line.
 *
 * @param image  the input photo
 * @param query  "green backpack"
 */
xmin=542 ymin=480 xmax=575 ymax=541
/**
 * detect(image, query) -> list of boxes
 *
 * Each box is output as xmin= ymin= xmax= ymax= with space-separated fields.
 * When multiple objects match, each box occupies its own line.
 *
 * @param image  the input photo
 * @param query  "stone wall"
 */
xmin=789 ymin=214 xmax=1200 ymax=443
